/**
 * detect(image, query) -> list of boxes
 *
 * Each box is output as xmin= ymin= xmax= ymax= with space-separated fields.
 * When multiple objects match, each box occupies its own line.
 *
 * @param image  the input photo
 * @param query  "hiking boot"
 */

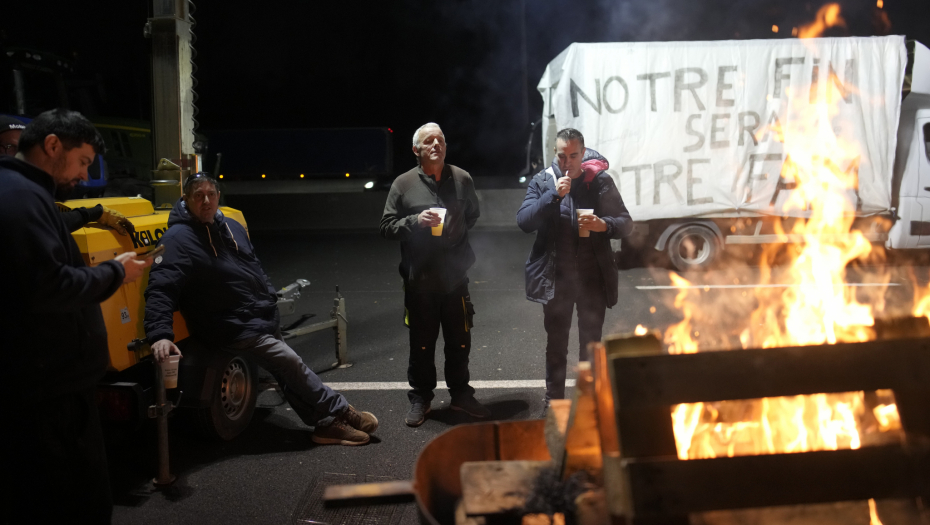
xmin=342 ymin=405 xmax=379 ymax=434
xmin=450 ymin=396 xmax=491 ymax=418
xmin=311 ymin=418 xmax=370 ymax=446
xmin=405 ymin=402 xmax=431 ymax=427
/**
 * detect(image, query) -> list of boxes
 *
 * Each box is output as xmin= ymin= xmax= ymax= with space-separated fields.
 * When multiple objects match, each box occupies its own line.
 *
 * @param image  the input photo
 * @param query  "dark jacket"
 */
xmin=380 ymin=164 xmax=480 ymax=293
xmin=516 ymin=148 xmax=633 ymax=306
xmin=0 ymin=157 xmax=125 ymax=401
xmin=144 ymin=199 xmax=279 ymax=347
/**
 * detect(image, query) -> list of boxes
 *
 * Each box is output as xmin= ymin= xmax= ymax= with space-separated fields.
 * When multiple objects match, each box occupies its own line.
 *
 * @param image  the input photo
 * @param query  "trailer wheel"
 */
xmin=194 ymin=354 xmax=257 ymax=441
xmin=667 ymin=225 xmax=719 ymax=271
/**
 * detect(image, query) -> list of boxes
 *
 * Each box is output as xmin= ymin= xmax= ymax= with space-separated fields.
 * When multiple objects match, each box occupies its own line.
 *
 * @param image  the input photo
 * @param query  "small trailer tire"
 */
xmin=667 ymin=225 xmax=719 ymax=272
xmin=194 ymin=354 xmax=258 ymax=441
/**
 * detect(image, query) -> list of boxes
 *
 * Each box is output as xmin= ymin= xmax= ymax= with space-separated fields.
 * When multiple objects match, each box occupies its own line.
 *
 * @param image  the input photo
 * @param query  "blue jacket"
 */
xmin=516 ymin=148 xmax=633 ymax=306
xmin=144 ymin=199 xmax=279 ymax=347
xmin=0 ymin=157 xmax=124 ymax=401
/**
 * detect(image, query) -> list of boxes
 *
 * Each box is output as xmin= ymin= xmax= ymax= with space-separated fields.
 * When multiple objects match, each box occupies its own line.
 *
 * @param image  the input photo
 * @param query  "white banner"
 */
xmin=539 ymin=36 xmax=907 ymax=220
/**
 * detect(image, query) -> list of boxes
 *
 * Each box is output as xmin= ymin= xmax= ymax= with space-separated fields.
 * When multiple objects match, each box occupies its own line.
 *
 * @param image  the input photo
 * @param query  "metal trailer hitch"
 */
xmin=151 ymin=359 xmax=182 ymax=486
xmin=128 ymin=337 xmax=183 ymax=487
xmin=280 ymin=282 xmax=351 ymax=369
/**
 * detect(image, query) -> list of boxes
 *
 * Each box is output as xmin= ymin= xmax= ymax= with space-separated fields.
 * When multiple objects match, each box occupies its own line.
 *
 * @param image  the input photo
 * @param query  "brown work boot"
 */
xmin=341 ymin=405 xmax=379 ymax=434
xmin=311 ymin=418 xmax=370 ymax=446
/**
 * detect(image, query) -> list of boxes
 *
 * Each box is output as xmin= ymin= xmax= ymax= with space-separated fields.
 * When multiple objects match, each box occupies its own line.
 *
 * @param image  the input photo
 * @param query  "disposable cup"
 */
xmin=430 ymin=207 xmax=447 ymax=237
xmin=160 ymin=355 xmax=181 ymax=389
xmin=576 ymin=209 xmax=594 ymax=237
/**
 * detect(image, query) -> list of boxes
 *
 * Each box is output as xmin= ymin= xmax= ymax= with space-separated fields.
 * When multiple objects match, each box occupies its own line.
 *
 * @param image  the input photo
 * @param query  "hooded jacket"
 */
xmin=144 ymin=198 xmax=279 ymax=347
xmin=516 ymin=148 xmax=633 ymax=306
xmin=0 ymin=156 xmax=125 ymax=401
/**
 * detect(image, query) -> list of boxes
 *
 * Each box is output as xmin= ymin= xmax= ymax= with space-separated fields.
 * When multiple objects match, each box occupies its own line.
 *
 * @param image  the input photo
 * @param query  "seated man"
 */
xmin=144 ymin=173 xmax=378 ymax=446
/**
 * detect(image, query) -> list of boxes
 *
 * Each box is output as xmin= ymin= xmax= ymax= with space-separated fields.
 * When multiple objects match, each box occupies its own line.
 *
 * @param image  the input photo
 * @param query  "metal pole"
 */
xmin=152 ymin=363 xmax=176 ymax=487
xmin=332 ymin=286 xmax=351 ymax=369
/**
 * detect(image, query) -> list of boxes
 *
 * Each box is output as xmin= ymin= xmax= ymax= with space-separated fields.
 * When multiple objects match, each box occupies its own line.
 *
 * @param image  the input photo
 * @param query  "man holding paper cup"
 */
xmin=517 ymin=128 xmax=632 ymax=410
xmin=380 ymin=122 xmax=487 ymax=427
xmin=145 ymin=174 xmax=379 ymax=446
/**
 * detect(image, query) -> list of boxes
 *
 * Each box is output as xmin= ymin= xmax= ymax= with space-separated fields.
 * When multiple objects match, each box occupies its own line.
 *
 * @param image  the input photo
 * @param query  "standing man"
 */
xmin=145 ymin=174 xmax=379 ymax=446
xmin=380 ymin=122 xmax=489 ymax=427
xmin=0 ymin=109 xmax=151 ymax=523
xmin=517 ymin=128 xmax=632 ymax=409
xmin=1 ymin=114 xmax=133 ymax=234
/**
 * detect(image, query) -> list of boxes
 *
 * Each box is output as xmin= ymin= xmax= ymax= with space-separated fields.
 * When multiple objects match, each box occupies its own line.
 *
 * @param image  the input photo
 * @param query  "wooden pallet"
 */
xmin=591 ymin=320 xmax=930 ymax=523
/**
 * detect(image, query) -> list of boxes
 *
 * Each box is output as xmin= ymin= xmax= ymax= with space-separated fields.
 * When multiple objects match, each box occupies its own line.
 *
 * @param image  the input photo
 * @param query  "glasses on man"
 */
xmin=0 ymin=143 xmax=17 ymax=156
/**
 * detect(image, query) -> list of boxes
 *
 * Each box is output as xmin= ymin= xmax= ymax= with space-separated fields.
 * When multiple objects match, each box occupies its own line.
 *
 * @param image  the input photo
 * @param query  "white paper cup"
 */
xmin=160 ymin=355 xmax=181 ymax=389
xmin=430 ymin=207 xmax=447 ymax=236
xmin=576 ymin=209 xmax=594 ymax=237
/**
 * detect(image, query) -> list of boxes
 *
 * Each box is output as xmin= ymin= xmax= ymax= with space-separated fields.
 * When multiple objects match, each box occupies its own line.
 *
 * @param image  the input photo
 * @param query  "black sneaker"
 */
xmin=311 ymin=418 xmax=370 ymax=446
xmin=450 ymin=396 xmax=491 ymax=418
xmin=405 ymin=402 xmax=431 ymax=427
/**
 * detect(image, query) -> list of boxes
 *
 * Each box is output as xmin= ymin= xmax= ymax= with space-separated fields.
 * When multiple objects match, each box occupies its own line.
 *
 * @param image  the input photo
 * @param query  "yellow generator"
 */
xmin=68 ymin=196 xmax=348 ymax=441
xmin=68 ymin=196 xmax=261 ymax=441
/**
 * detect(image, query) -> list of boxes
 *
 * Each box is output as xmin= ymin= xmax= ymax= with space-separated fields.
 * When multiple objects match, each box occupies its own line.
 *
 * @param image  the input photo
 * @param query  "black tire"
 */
xmin=193 ymin=354 xmax=258 ymax=441
xmin=667 ymin=225 xmax=719 ymax=272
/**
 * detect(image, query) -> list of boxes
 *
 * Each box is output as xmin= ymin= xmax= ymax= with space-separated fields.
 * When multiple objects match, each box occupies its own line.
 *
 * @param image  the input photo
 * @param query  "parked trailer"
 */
xmin=536 ymin=36 xmax=930 ymax=270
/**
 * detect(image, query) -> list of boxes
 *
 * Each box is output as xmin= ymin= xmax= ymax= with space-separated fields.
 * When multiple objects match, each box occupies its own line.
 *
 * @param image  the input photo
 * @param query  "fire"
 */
xmin=661 ymin=3 xmax=906 ymax=485
xmin=797 ymin=3 xmax=846 ymax=39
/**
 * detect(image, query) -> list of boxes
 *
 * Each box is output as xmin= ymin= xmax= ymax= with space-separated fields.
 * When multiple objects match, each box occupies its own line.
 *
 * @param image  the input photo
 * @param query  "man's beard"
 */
xmin=54 ymin=182 xmax=76 ymax=201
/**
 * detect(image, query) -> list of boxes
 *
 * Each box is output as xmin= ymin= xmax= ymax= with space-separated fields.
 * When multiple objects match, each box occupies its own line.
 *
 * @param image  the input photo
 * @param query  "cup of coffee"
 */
xmin=430 ymin=208 xmax=447 ymax=236
xmin=576 ymin=209 xmax=594 ymax=237
xmin=160 ymin=355 xmax=181 ymax=389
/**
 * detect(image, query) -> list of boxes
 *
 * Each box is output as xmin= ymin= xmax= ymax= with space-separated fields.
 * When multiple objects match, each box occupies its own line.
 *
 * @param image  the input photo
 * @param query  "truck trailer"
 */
xmin=537 ymin=36 xmax=930 ymax=270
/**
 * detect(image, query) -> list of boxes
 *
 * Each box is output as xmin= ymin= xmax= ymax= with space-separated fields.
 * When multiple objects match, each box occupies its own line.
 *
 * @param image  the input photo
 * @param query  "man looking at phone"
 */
xmin=516 ymin=128 xmax=633 ymax=411
xmin=144 ymin=173 xmax=379 ymax=446
xmin=0 ymin=108 xmax=151 ymax=523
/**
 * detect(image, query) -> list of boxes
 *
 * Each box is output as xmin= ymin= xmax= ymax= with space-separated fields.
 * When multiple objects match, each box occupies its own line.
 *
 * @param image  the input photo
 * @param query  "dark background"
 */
xmin=4 ymin=0 xmax=929 ymax=178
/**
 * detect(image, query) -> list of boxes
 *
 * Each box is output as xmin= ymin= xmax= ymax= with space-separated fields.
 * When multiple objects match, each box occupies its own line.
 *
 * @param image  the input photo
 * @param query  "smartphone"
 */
xmin=144 ymin=244 xmax=166 ymax=260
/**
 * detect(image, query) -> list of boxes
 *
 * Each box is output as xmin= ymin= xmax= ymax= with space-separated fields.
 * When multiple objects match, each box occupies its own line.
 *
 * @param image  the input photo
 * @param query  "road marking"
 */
xmin=318 ymin=379 xmax=574 ymax=391
xmin=635 ymin=282 xmax=901 ymax=290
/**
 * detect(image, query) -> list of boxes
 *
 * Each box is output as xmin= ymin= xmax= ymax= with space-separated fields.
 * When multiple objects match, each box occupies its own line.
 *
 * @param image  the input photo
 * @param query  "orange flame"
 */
xmin=797 ymin=3 xmax=846 ymax=39
xmin=663 ymin=17 xmax=906 ymax=514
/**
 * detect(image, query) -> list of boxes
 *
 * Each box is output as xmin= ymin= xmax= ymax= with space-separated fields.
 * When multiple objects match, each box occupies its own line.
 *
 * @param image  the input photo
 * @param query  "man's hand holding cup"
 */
xmin=417 ymin=209 xmax=442 ymax=228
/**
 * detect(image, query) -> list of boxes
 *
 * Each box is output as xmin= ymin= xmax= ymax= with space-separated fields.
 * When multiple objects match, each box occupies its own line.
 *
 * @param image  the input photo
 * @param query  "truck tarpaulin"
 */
xmin=538 ymin=36 xmax=908 ymax=221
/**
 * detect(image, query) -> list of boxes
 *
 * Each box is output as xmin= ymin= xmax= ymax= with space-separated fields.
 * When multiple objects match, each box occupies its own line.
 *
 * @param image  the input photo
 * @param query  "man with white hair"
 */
xmin=380 ymin=123 xmax=487 ymax=427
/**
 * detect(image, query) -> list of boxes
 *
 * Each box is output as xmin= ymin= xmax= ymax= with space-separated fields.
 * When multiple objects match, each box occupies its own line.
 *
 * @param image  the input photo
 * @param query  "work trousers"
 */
xmin=227 ymin=333 xmax=347 ymax=427
xmin=3 ymin=388 xmax=112 ymax=524
xmin=543 ymin=273 xmax=607 ymax=402
xmin=405 ymin=283 xmax=475 ymax=405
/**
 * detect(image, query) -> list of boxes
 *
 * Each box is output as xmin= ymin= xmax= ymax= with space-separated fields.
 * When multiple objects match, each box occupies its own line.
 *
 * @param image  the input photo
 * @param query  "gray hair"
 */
xmin=412 ymin=122 xmax=444 ymax=149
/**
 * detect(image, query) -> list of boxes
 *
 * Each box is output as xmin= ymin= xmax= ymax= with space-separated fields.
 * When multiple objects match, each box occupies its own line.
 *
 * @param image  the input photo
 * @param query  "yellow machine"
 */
xmin=67 ymin=196 xmax=262 ymax=441
xmin=70 ymin=196 xmax=348 ymax=444
xmin=66 ymin=196 xmax=246 ymax=371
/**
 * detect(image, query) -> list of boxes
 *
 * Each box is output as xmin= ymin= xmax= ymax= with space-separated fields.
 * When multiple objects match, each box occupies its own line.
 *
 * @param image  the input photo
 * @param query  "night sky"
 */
xmin=5 ymin=0 xmax=930 ymax=178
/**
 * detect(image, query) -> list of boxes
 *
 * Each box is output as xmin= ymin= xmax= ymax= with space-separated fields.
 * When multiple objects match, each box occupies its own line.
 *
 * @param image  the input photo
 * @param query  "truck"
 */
xmin=535 ymin=36 xmax=930 ymax=271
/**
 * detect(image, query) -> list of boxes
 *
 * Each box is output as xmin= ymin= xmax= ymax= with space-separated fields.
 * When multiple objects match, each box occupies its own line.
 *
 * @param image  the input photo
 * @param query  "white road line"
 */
xmin=316 ymin=379 xmax=575 ymax=391
xmin=635 ymin=282 xmax=902 ymax=290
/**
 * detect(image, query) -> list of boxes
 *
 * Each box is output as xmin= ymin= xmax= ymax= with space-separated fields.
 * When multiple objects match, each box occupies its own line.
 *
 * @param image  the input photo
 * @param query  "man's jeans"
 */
xmin=542 ymin=274 xmax=607 ymax=402
xmin=405 ymin=283 xmax=475 ymax=405
xmin=227 ymin=334 xmax=347 ymax=427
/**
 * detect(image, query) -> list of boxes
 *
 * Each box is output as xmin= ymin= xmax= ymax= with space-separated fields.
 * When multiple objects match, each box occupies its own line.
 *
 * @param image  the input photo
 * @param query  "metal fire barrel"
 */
xmin=326 ymin=419 xmax=551 ymax=524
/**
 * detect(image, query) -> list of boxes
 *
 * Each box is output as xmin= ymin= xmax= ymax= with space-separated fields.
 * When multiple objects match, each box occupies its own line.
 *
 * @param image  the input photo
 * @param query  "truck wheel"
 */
xmin=194 ymin=354 xmax=258 ymax=441
xmin=667 ymin=225 xmax=719 ymax=271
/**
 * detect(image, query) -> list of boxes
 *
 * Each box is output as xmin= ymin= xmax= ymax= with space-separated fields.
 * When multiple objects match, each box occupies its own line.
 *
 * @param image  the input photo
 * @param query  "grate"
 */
xmin=291 ymin=472 xmax=417 ymax=525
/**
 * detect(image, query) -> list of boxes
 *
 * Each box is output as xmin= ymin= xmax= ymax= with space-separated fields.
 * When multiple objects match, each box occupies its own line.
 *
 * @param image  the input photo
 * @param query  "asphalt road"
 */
xmin=107 ymin=230 xmax=930 ymax=525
